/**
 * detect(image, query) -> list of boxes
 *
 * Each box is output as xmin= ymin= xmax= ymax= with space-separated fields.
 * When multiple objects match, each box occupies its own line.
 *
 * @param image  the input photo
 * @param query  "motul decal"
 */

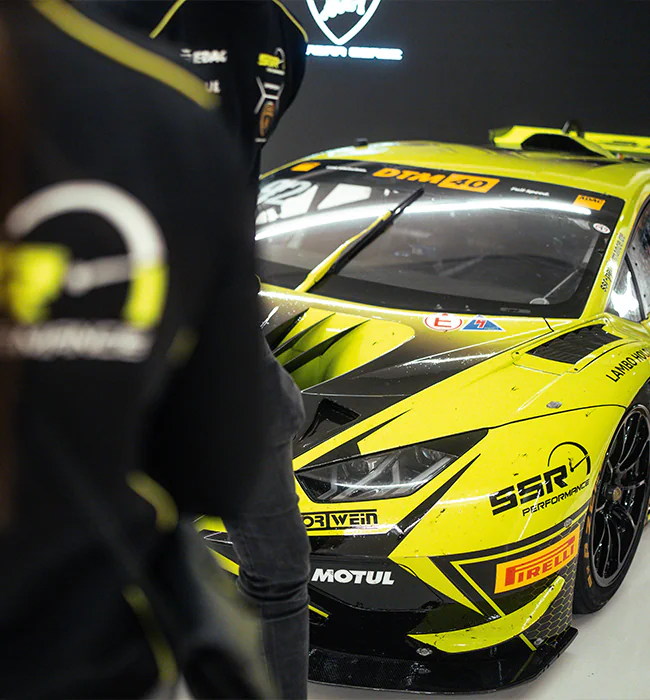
xmin=311 ymin=568 xmax=395 ymax=585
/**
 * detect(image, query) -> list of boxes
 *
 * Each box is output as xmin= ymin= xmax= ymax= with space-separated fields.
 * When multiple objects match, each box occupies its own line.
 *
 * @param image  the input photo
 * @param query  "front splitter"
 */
xmin=308 ymin=627 xmax=578 ymax=694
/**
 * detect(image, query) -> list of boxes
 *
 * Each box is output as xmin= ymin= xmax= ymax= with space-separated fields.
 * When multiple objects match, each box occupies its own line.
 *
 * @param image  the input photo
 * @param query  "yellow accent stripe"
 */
xmin=409 ymin=577 xmax=564 ymax=653
xmin=127 ymin=471 xmax=179 ymax=532
xmin=123 ymin=585 xmax=179 ymax=686
xmin=150 ymin=0 xmax=187 ymax=39
xmin=212 ymin=551 xmax=240 ymax=575
xmin=33 ymin=0 xmax=215 ymax=110
xmin=452 ymin=560 xmax=538 ymax=652
xmin=309 ymin=604 xmax=330 ymax=619
xmin=389 ymin=556 xmax=482 ymax=614
xmin=272 ymin=0 xmax=308 ymax=42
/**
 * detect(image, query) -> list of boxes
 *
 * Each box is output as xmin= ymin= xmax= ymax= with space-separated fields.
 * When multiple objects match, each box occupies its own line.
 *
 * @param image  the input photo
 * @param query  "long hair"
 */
xmin=0 ymin=12 xmax=22 ymax=529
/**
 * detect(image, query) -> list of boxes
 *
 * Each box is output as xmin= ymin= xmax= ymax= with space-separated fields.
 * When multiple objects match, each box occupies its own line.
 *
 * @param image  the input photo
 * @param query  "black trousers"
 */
xmin=223 ymin=343 xmax=310 ymax=699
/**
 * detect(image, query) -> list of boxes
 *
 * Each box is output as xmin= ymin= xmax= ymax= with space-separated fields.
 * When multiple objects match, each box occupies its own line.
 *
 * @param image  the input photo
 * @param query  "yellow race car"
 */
xmin=200 ymin=124 xmax=650 ymax=693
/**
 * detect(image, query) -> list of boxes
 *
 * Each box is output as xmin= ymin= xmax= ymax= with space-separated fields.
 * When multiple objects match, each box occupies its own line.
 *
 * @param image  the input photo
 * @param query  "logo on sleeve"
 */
xmin=0 ymin=181 xmax=168 ymax=362
xmin=180 ymin=48 xmax=228 ymax=65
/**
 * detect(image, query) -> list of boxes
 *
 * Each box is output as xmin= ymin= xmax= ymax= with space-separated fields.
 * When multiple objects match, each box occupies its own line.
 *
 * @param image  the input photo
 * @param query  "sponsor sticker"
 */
xmin=424 ymin=312 xmax=463 ymax=332
xmin=438 ymin=173 xmax=500 ymax=193
xmin=574 ymin=194 xmax=606 ymax=210
xmin=462 ymin=315 xmax=504 ymax=332
xmin=311 ymin=567 xmax=395 ymax=586
xmin=291 ymin=162 xmax=321 ymax=172
xmin=606 ymin=347 xmax=650 ymax=382
xmin=612 ymin=233 xmax=625 ymax=261
xmin=494 ymin=527 xmax=580 ymax=593
xmin=303 ymin=509 xmax=378 ymax=531
xmin=593 ymin=223 xmax=611 ymax=234
xmin=600 ymin=267 xmax=613 ymax=291
xmin=510 ymin=186 xmax=550 ymax=197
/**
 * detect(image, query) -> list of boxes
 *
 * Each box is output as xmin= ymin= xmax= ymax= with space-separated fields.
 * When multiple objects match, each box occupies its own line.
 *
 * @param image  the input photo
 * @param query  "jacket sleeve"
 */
xmin=145 ymin=133 xmax=264 ymax=520
xmin=274 ymin=1 xmax=308 ymax=116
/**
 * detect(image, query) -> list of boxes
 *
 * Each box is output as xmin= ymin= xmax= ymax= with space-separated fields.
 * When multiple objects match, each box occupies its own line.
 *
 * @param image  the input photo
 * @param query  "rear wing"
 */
xmin=490 ymin=123 xmax=650 ymax=161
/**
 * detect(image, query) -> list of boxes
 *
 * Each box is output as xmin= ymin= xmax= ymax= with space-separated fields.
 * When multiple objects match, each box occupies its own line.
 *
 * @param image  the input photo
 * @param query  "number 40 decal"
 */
xmin=438 ymin=174 xmax=500 ymax=193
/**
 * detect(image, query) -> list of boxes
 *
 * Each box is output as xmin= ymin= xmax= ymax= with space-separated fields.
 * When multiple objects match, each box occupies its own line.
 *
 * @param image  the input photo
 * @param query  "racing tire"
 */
xmin=574 ymin=403 xmax=650 ymax=613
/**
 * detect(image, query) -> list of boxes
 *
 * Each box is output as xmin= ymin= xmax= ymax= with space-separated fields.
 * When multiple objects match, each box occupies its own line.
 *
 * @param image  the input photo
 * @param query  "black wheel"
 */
xmin=574 ymin=404 xmax=650 ymax=613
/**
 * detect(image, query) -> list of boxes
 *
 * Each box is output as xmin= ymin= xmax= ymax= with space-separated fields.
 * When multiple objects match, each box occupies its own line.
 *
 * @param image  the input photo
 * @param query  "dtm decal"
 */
xmin=303 ymin=509 xmax=378 ymax=530
xmin=372 ymin=167 xmax=445 ymax=184
xmin=372 ymin=167 xmax=500 ymax=192
xmin=606 ymin=348 xmax=650 ymax=382
xmin=312 ymin=568 xmax=395 ymax=585
xmin=494 ymin=527 xmax=580 ymax=593
xmin=490 ymin=443 xmax=591 ymax=516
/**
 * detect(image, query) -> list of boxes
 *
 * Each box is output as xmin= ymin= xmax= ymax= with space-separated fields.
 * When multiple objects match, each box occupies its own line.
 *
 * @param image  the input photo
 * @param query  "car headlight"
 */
xmin=296 ymin=430 xmax=486 ymax=503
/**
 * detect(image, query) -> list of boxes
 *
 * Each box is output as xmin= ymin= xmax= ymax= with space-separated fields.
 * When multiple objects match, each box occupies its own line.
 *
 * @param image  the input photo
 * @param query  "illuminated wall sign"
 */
xmin=305 ymin=0 xmax=403 ymax=62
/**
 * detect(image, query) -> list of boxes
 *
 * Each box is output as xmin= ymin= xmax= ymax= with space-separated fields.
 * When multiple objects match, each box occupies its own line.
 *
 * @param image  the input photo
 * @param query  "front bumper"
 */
xmin=309 ymin=627 xmax=577 ymax=694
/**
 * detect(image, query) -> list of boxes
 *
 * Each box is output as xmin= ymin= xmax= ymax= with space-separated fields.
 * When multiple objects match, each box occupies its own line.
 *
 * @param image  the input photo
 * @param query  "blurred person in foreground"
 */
xmin=0 ymin=1 xmax=267 ymax=697
xmin=92 ymin=2 xmax=312 ymax=697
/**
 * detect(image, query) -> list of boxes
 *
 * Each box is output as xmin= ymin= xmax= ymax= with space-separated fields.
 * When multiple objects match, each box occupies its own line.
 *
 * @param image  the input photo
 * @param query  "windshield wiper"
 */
xmin=325 ymin=186 xmax=425 ymax=277
xmin=296 ymin=186 xmax=425 ymax=294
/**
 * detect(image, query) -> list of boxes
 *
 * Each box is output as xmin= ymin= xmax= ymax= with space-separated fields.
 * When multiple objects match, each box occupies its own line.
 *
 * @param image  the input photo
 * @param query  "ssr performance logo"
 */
xmin=494 ymin=527 xmax=580 ymax=593
xmin=490 ymin=443 xmax=591 ymax=517
xmin=303 ymin=509 xmax=378 ymax=531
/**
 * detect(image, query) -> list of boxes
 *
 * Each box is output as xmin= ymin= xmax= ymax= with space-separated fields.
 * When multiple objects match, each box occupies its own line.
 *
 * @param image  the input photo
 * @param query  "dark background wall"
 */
xmin=263 ymin=0 xmax=650 ymax=171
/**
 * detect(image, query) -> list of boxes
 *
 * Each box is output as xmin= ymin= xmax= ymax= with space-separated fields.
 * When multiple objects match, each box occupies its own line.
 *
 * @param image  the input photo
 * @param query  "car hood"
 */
xmin=260 ymin=287 xmax=573 ymax=460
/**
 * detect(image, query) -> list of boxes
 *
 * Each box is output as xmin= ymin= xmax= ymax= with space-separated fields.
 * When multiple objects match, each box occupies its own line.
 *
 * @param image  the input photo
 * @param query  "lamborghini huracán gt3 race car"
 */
xmin=199 ymin=125 xmax=650 ymax=693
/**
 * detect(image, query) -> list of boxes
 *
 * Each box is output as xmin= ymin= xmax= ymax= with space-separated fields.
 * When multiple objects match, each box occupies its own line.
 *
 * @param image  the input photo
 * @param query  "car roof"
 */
xmin=309 ymin=141 xmax=650 ymax=199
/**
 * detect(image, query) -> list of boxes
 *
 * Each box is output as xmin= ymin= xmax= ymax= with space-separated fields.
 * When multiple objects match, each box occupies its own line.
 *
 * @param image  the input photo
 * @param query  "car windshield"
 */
xmin=256 ymin=160 xmax=624 ymax=317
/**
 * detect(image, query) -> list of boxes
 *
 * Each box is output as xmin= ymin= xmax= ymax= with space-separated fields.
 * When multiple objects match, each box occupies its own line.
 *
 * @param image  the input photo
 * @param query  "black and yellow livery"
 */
xmin=200 ymin=126 xmax=650 ymax=692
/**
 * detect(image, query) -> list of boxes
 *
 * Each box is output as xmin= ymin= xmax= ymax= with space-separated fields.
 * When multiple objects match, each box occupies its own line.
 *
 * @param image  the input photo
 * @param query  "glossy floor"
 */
xmin=309 ymin=532 xmax=650 ymax=700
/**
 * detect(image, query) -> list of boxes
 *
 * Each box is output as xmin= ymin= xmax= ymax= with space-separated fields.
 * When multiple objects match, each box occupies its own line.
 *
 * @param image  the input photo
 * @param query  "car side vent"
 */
xmin=265 ymin=310 xmax=308 ymax=351
xmin=301 ymin=398 xmax=360 ymax=442
xmin=528 ymin=325 xmax=619 ymax=364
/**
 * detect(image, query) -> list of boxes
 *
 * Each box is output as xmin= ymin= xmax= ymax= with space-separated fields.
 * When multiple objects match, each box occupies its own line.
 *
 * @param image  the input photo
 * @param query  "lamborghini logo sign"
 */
xmin=494 ymin=528 xmax=580 ymax=593
xmin=306 ymin=0 xmax=382 ymax=45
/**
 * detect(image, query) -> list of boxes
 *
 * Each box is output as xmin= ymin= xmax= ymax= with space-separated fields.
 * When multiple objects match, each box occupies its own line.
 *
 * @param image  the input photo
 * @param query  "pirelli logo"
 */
xmin=302 ymin=509 xmax=378 ymax=531
xmin=494 ymin=527 xmax=580 ymax=593
xmin=574 ymin=194 xmax=606 ymax=210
